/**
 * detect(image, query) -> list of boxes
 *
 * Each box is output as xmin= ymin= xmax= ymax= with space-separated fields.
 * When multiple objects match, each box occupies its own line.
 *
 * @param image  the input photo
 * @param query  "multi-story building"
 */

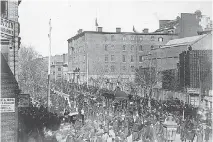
xmin=148 ymin=33 xmax=212 ymax=72
xmin=1 ymin=1 xmax=22 ymax=141
xmin=67 ymin=27 xmax=178 ymax=84
xmin=1 ymin=0 xmax=21 ymax=80
xmin=155 ymin=11 xmax=212 ymax=38
xmin=179 ymin=50 xmax=212 ymax=95
xmin=44 ymin=54 xmax=68 ymax=81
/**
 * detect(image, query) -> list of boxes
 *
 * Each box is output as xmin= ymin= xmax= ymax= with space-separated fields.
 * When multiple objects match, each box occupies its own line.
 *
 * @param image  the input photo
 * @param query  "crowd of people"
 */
xmin=18 ymin=103 xmax=62 ymax=142
xmin=18 ymin=82 xmax=212 ymax=142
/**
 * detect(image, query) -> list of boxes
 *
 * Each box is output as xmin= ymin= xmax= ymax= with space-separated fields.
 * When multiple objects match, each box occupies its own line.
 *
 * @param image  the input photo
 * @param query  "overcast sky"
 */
xmin=19 ymin=0 xmax=212 ymax=56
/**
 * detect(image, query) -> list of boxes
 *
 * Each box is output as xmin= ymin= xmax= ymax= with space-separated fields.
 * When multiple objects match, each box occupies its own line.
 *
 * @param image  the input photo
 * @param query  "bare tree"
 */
xmin=18 ymin=46 xmax=48 ymax=104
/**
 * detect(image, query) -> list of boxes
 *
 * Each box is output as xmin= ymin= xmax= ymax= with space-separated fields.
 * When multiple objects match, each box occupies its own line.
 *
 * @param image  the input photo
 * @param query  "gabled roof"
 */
xmin=162 ymin=34 xmax=207 ymax=48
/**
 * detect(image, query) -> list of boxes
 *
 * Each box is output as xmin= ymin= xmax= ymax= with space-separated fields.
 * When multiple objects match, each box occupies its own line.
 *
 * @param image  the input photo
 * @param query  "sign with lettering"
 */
xmin=190 ymin=95 xmax=200 ymax=107
xmin=1 ymin=18 xmax=15 ymax=37
xmin=0 ymin=98 xmax=15 ymax=113
xmin=18 ymin=94 xmax=30 ymax=107
xmin=187 ymin=88 xmax=200 ymax=94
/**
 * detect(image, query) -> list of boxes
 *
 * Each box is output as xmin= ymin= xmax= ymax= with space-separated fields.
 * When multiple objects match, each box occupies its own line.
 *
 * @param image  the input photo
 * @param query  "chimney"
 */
xmin=98 ymin=27 xmax=103 ymax=32
xmin=77 ymin=29 xmax=83 ymax=34
xmin=116 ymin=27 xmax=121 ymax=33
xmin=143 ymin=28 xmax=149 ymax=33
xmin=63 ymin=54 xmax=65 ymax=63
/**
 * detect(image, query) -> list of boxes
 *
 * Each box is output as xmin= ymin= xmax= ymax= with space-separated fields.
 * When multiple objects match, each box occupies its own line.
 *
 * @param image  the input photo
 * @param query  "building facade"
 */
xmin=48 ymin=54 xmax=68 ymax=81
xmin=67 ymin=28 xmax=178 ymax=84
xmin=148 ymin=33 xmax=212 ymax=72
xmin=179 ymin=50 xmax=212 ymax=95
xmin=1 ymin=1 xmax=22 ymax=141
xmin=155 ymin=12 xmax=212 ymax=38
xmin=1 ymin=0 xmax=21 ymax=80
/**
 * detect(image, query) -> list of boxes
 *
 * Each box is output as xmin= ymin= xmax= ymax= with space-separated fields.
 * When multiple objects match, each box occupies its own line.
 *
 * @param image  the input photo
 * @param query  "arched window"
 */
xmin=151 ymin=36 xmax=154 ymax=41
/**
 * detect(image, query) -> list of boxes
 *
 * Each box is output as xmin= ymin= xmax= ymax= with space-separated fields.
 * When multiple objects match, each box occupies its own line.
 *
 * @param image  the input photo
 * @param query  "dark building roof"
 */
xmin=161 ymin=34 xmax=207 ymax=48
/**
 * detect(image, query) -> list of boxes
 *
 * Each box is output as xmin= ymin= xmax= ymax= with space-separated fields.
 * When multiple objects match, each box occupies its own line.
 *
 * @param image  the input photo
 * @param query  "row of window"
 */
xmin=109 ymin=35 xmax=164 ymax=42
xmin=104 ymin=65 xmax=135 ymax=72
xmin=105 ymin=55 xmax=145 ymax=62
xmin=105 ymin=45 xmax=156 ymax=51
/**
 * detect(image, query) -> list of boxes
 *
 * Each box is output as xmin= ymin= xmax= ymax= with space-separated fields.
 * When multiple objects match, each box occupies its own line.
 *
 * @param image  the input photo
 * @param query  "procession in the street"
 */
xmin=17 ymin=82 xmax=212 ymax=142
xmin=1 ymin=1 xmax=212 ymax=142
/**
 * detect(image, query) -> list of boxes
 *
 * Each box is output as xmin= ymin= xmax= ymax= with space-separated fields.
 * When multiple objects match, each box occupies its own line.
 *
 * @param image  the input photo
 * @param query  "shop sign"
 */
xmin=1 ymin=18 xmax=15 ymax=37
xmin=0 ymin=98 xmax=15 ymax=113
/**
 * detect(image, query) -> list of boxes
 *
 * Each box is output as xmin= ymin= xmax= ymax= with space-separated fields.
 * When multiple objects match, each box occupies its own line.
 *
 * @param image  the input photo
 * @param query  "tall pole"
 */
xmin=198 ymin=58 xmax=202 ymax=106
xmin=13 ymin=38 xmax=15 ymax=77
xmin=47 ymin=19 xmax=52 ymax=111
xmin=86 ymin=52 xmax=89 ymax=88
xmin=148 ymin=53 xmax=152 ymax=110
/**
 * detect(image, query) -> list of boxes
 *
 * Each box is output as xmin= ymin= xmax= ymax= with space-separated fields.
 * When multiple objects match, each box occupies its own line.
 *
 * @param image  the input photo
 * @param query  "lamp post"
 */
xmin=162 ymin=115 xmax=178 ymax=142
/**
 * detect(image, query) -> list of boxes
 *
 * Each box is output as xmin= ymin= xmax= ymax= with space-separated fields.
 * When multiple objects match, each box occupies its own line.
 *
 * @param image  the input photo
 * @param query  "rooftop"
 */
xmin=67 ymin=31 xmax=177 ymax=42
xmin=161 ymin=34 xmax=208 ymax=48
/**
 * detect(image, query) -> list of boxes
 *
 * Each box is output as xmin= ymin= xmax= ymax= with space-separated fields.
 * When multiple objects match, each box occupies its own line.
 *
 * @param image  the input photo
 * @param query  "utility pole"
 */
xmin=47 ymin=19 xmax=52 ymax=111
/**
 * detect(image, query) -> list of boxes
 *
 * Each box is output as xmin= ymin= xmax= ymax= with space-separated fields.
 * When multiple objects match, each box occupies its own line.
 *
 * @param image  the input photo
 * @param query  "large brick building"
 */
xmin=67 ymin=28 xmax=178 ymax=84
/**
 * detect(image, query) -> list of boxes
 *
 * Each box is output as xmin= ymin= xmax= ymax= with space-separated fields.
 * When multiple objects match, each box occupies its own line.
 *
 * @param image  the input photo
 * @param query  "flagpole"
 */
xmin=47 ymin=19 xmax=52 ymax=111
xmin=87 ymin=52 xmax=89 ymax=88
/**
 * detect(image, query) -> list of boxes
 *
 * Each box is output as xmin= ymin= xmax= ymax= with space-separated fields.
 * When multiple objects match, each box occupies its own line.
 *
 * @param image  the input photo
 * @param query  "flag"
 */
xmin=49 ymin=18 xmax=51 ymax=27
xmin=48 ymin=19 xmax=51 ymax=37
xmin=95 ymin=18 xmax=98 ymax=27
xmin=133 ymin=26 xmax=137 ymax=33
